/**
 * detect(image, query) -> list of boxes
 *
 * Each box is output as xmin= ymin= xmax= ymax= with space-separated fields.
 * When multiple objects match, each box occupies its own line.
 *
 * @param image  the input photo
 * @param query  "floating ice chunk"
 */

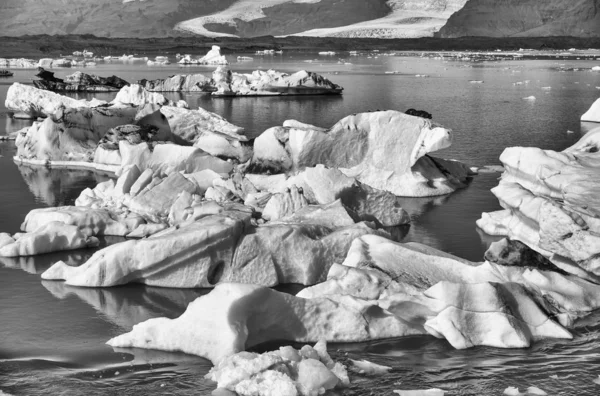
xmin=250 ymin=111 xmax=472 ymax=197
xmin=0 ymin=233 xmax=15 ymax=249
xmin=581 ymin=98 xmax=600 ymax=122
xmin=522 ymin=96 xmax=536 ymax=101
xmin=393 ymin=389 xmax=445 ymax=396
xmin=0 ymin=221 xmax=99 ymax=257
xmin=207 ymin=341 xmax=346 ymax=396
xmin=349 ymin=359 xmax=392 ymax=375
xmin=469 ymin=80 xmax=484 ymax=83
xmin=526 ymin=386 xmax=547 ymax=395
xmin=503 ymin=387 xmax=520 ymax=395
xmin=541 ymin=87 xmax=552 ymax=90
xmin=107 ymin=283 xmax=423 ymax=364
xmin=593 ymin=375 xmax=600 ymax=385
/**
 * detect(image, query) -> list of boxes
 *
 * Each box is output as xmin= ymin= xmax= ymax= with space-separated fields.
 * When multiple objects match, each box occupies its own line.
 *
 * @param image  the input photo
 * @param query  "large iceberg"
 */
xmin=107 ymin=282 xmax=423 ymax=364
xmin=139 ymin=74 xmax=212 ymax=92
xmin=10 ymin=83 xmax=250 ymax=169
xmin=249 ymin=111 xmax=473 ymax=197
xmin=212 ymin=67 xmax=343 ymax=96
xmin=5 ymin=82 xmax=107 ymax=119
xmin=33 ymin=70 xmax=129 ymax=92
xmin=477 ymin=127 xmax=600 ymax=280
xmin=104 ymin=234 xmax=600 ymax=362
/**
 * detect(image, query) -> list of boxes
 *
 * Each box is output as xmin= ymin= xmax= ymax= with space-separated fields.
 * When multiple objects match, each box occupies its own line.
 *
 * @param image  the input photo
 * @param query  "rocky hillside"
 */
xmin=0 ymin=0 xmax=462 ymax=39
xmin=438 ymin=0 xmax=600 ymax=38
xmin=0 ymin=0 xmax=235 ymax=37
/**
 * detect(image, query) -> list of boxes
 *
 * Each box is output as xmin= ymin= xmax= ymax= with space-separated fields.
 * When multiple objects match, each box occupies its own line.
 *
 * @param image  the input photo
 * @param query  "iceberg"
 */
xmin=581 ymin=97 xmax=600 ymax=122
xmin=212 ymin=68 xmax=343 ymax=97
xmin=477 ymin=127 xmax=600 ymax=280
xmin=5 ymin=82 xmax=107 ymax=119
xmin=249 ymin=111 xmax=472 ymax=197
xmin=0 ymin=221 xmax=99 ymax=257
xmin=139 ymin=74 xmax=212 ymax=92
xmin=207 ymin=341 xmax=348 ymax=396
xmin=107 ymin=282 xmax=423 ymax=364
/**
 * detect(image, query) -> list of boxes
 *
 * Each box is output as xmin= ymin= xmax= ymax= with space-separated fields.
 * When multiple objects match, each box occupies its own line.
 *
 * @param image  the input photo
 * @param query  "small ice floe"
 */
xmin=393 ymin=389 xmax=445 ymax=396
xmin=469 ymin=80 xmax=484 ymax=83
xmin=318 ymin=51 xmax=336 ymax=56
xmin=527 ymin=387 xmax=547 ymax=395
xmin=237 ymin=56 xmax=253 ymax=61
xmin=567 ymin=130 xmax=575 ymax=134
xmin=475 ymin=165 xmax=504 ymax=173
xmin=592 ymin=66 xmax=600 ymax=71
xmin=549 ymin=374 xmax=573 ymax=379
xmin=541 ymin=86 xmax=551 ymax=90
xmin=349 ymin=359 xmax=391 ymax=375
xmin=593 ymin=375 xmax=600 ymax=385
xmin=415 ymin=74 xmax=429 ymax=78
xmin=522 ymin=96 xmax=536 ymax=101
xmin=503 ymin=386 xmax=548 ymax=395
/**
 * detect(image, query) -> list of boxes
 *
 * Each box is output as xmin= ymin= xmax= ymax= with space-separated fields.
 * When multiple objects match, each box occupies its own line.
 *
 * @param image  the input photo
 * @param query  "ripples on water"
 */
xmin=1 ymin=53 xmax=600 ymax=395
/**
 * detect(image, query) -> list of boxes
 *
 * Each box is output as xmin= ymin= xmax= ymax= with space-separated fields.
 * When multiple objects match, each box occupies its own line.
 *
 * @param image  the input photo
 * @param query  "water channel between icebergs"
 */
xmin=1 ymin=53 xmax=600 ymax=395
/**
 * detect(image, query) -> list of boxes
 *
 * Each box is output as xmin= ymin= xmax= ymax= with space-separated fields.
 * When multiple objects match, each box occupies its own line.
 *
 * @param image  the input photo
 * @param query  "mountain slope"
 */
xmin=175 ymin=0 xmax=392 ymax=37
xmin=0 ymin=0 xmax=235 ymax=37
xmin=437 ymin=0 xmax=600 ymax=38
xmin=0 ymin=0 xmax=463 ymax=39
xmin=291 ymin=0 xmax=468 ymax=38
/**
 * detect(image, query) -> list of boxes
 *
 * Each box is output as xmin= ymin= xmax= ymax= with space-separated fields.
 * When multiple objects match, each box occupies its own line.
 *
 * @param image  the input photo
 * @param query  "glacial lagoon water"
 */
xmin=1 ymin=53 xmax=600 ymax=395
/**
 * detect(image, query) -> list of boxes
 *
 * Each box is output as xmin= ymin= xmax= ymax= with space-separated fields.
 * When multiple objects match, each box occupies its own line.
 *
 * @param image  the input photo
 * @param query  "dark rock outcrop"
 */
xmin=484 ymin=238 xmax=568 ymax=275
xmin=405 ymin=108 xmax=432 ymax=119
xmin=34 ymin=70 xmax=129 ymax=92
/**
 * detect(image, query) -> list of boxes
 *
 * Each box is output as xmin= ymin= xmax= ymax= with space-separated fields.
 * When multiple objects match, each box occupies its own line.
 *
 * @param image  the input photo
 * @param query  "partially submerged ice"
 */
xmin=10 ymin=83 xmax=250 ymax=168
xmin=106 ymin=235 xmax=600 ymax=361
xmin=249 ymin=110 xmax=473 ymax=197
xmin=5 ymin=82 xmax=106 ymax=119
xmin=477 ymin=127 xmax=600 ymax=280
xmin=206 ymin=340 xmax=349 ymax=396
xmin=178 ymin=46 xmax=228 ymax=65
xmin=107 ymin=282 xmax=422 ymax=364
xmin=212 ymin=67 xmax=343 ymax=96
xmin=138 ymin=68 xmax=343 ymax=96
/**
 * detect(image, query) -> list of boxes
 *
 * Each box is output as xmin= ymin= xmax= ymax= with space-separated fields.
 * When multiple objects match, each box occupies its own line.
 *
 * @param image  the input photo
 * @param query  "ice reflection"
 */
xmin=17 ymin=164 xmax=112 ymax=207
xmin=581 ymin=121 xmax=600 ymax=135
xmin=42 ymin=281 xmax=209 ymax=330
xmin=4 ymin=115 xmax=33 ymax=135
xmin=0 ymin=237 xmax=124 ymax=274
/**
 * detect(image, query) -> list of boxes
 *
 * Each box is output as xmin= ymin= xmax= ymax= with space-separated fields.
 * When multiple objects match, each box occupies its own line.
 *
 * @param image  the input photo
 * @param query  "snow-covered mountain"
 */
xmin=2 ymin=0 xmax=598 ymax=39
xmin=0 ymin=0 xmax=463 ymax=38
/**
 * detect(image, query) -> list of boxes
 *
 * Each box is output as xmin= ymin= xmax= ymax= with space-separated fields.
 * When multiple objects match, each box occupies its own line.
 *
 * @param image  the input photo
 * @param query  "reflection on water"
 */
xmin=581 ymin=121 xmax=600 ymax=135
xmin=17 ymin=163 xmax=112 ymax=207
xmin=3 ymin=115 xmax=33 ymax=136
xmin=42 ymin=281 xmax=209 ymax=330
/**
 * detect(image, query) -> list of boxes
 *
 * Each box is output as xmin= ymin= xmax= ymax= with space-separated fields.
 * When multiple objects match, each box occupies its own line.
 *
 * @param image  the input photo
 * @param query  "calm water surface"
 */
xmin=1 ymin=53 xmax=600 ymax=395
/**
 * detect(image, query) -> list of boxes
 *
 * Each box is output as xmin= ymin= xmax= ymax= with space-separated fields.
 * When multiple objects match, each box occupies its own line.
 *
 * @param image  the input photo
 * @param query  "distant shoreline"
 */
xmin=0 ymin=35 xmax=599 ymax=58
